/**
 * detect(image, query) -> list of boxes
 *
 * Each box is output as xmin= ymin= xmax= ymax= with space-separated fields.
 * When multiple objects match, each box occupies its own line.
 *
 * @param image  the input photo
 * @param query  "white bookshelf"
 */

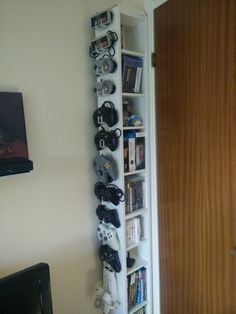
xmin=91 ymin=5 xmax=151 ymax=314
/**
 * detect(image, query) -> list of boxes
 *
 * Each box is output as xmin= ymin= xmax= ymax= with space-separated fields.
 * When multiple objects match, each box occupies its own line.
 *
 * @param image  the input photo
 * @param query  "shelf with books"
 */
xmin=125 ymin=176 xmax=146 ymax=215
xmin=120 ymin=7 xmax=151 ymax=314
xmin=122 ymin=54 xmax=144 ymax=94
xmin=90 ymin=4 xmax=151 ymax=314
xmin=128 ymin=301 xmax=148 ymax=314
xmin=123 ymin=130 xmax=145 ymax=174
xmin=126 ymin=215 xmax=144 ymax=247
xmin=127 ymin=267 xmax=148 ymax=312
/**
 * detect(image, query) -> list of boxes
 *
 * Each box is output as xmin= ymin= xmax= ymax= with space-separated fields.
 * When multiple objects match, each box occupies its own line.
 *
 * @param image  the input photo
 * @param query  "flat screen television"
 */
xmin=0 ymin=92 xmax=33 ymax=176
xmin=0 ymin=263 xmax=53 ymax=314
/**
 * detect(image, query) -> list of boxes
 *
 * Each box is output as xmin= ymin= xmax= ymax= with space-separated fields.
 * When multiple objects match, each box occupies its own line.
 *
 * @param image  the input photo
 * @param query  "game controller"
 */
xmin=94 ymin=128 xmax=121 ymax=151
xmin=95 ymin=264 xmax=119 ymax=314
xmin=96 ymin=205 xmax=121 ymax=228
xmin=93 ymin=155 xmax=117 ymax=184
xmin=99 ymin=245 xmax=122 ymax=273
xmin=97 ymin=222 xmax=120 ymax=251
xmin=95 ymin=288 xmax=115 ymax=314
xmin=93 ymin=101 xmax=118 ymax=128
xmin=94 ymin=182 xmax=125 ymax=206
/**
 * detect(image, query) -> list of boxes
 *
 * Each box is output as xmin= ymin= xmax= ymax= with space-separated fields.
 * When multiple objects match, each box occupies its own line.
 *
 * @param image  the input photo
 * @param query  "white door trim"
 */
xmin=152 ymin=0 xmax=168 ymax=9
xmin=144 ymin=1 xmax=168 ymax=314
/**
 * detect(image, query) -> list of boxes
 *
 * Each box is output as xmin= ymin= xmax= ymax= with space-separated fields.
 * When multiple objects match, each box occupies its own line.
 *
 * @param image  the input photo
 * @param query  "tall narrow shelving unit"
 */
xmin=91 ymin=5 xmax=152 ymax=314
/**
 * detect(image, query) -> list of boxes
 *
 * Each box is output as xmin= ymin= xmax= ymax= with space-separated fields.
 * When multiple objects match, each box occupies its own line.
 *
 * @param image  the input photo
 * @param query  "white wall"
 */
xmin=0 ymin=0 xmax=143 ymax=313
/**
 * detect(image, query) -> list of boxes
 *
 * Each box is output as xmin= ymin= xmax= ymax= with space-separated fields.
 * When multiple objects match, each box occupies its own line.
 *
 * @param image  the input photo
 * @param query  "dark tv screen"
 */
xmin=0 ymin=263 xmax=53 ymax=314
xmin=0 ymin=92 xmax=29 ymax=161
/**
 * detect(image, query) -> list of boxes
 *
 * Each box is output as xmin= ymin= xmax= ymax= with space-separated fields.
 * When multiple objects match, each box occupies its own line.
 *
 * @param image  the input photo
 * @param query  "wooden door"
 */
xmin=155 ymin=0 xmax=236 ymax=313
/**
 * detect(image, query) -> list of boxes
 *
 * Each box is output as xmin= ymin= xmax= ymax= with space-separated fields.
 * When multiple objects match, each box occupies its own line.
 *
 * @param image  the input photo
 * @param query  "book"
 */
xmin=124 ymin=131 xmax=146 ymax=173
xmin=122 ymin=55 xmax=144 ymax=93
xmin=136 ymin=132 xmax=145 ymax=170
xmin=124 ymin=130 xmax=136 ymax=173
xmin=125 ymin=177 xmax=145 ymax=213
xmin=127 ymin=267 xmax=147 ymax=310
xmin=126 ymin=217 xmax=141 ymax=248
xmin=128 ymin=135 xmax=136 ymax=172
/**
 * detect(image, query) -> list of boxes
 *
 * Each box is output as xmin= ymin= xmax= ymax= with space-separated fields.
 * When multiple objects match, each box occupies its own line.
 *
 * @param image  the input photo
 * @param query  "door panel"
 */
xmin=155 ymin=1 xmax=236 ymax=313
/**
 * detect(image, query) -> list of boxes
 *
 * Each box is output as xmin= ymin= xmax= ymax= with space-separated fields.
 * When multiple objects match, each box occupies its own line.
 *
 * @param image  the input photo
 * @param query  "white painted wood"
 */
xmin=143 ymin=0 xmax=168 ymax=314
xmin=125 ymin=208 xmax=147 ymax=220
xmin=92 ymin=5 xmax=152 ymax=313
xmin=152 ymin=0 xmax=168 ymax=9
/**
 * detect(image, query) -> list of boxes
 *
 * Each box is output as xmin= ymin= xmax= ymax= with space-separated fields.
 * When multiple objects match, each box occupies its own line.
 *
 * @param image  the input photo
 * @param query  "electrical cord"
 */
xmin=94 ymin=182 xmax=125 ymax=206
xmin=95 ymin=127 xmax=121 ymax=151
xmin=89 ymin=31 xmax=118 ymax=58
xmin=93 ymin=101 xmax=118 ymax=128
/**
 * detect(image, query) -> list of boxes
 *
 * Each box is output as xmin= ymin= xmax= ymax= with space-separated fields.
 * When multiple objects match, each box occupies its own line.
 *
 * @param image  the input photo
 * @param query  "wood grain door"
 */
xmin=155 ymin=0 xmax=236 ymax=313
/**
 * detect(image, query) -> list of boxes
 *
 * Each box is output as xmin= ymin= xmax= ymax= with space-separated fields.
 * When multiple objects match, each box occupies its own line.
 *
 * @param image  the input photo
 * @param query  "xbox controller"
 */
xmin=99 ymin=245 xmax=122 ymax=273
xmin=97 ymin=223 xmax=120 ymax=251
xmin=96 ymin=205 xmax=121 ymax=228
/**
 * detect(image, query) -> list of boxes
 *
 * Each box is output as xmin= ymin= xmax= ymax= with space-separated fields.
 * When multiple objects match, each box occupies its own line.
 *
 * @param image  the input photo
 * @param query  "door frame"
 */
xmin=145 ymin=1 xmax=168 ymax=313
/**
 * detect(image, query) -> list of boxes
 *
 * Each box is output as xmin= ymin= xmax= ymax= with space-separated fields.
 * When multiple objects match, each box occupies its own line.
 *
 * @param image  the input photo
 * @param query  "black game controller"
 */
xmin=93 ymin=101 xmax=118 ymax=128
xmin=94 ymin=128 xmax=121 ymax=151
xmin=94 ymin=182 xmax=125 ymax=206
xmin=99 ymin=245 xmax=122 ymax=273
xmin=96 ymin=205 xmax=121 ymax=228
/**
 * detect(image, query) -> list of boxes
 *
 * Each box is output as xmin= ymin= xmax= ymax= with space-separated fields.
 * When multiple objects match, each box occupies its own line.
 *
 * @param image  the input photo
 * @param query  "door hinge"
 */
xmin=151 ymin=52 xmax=156 ymax=67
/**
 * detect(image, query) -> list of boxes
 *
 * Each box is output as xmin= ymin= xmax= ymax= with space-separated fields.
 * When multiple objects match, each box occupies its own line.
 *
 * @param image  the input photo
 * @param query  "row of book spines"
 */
xmin=126 ymin=217 xmax=141 ymax=248
xmin=125 ymin=180 xmax=145 ymax=214
xmin=127 ymin=267 xmax=147 ymax=309
xmin=122 ymin=55 xmax=143 ymax=93
xmin=123 ymin=67 xmax=143 ymax=93
xmin=124 ymin=131 xmax=146 ymax=173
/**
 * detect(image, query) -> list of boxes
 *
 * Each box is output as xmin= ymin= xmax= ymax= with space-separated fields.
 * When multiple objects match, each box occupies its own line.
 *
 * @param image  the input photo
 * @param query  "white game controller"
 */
xmin=95 ymin=265 xmax=119 ymax=314
xmin=97 ymin=222 xmax=120 ymax=251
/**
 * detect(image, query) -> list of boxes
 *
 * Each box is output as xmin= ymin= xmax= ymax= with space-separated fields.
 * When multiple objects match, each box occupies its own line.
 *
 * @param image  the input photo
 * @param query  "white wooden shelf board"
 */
xmin=123 ymin=126 xmax=145 ymax=130
xmin=128 ymin=301 xmax=148 ymax=314
xmin=127 ymin=256 xmax=148 ymax=276
xmin=124 ymin=169 xmax=146 ymax=176
xmin=121 ymin=49 xmax=145 ymax=58
xmin=122 ymin=92 xmax=146 ymax=98
xmin=125 ymin=208 xmax=147 ymax=220
xmin=126 ymin=238 xmax=148 ymax=251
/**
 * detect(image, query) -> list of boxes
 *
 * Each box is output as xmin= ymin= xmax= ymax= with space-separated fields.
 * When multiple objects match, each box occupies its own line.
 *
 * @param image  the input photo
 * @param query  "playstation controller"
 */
xmin=96 ymin=205 xmax=120 ymax=228
xmin=99 ymin=245 xmax=122 ymax=273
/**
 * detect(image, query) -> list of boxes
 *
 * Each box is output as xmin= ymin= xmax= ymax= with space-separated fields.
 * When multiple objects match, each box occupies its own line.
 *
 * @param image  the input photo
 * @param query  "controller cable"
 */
xmin=95 ymin=127 xmax=122 ymax=151
xmin=89 ymin=31 xmax=118 ymax=58
xmin=94 ymin=182 xmax=125 ymax=206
